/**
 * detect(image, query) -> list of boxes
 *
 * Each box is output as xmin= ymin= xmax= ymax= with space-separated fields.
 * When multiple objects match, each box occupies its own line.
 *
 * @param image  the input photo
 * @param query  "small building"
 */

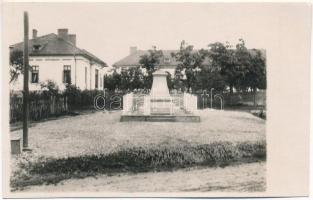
xmin=113 ymin=47 xmax=182 ymax=76
xmin=10 ymin=28 xmax=108 ymax=91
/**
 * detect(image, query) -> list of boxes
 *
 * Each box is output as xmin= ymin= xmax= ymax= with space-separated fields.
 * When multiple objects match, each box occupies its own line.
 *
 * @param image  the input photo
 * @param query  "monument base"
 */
xmin=150 ymin=98 xmax=172 ymax=115
xmin=120 ymin=115 xmax=200 ymax=122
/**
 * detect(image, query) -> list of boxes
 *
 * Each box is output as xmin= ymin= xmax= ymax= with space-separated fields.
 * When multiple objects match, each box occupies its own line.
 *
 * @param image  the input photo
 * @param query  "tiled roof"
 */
xmin=112 ymin=49 xmax=215 ymax=68
xmin=113 ymin=50 xmax=182 ymax=67
xmin=10 ymin=33 xmax=107 ymax=67
xmin=113 ymin=50 xmax=180 ymax=67
xmin=113 ymin=49 xmax=265 ymax=68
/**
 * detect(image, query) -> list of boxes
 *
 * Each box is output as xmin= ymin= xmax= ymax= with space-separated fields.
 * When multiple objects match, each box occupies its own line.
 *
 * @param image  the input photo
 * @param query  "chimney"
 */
xmin=57 ymin=28 xmax=69 ymax=40
xmin=32 ymin=29 xmax=38 ymax=39
xmin=130 ymin=46 xmax=137 ymax=55
xmin=68 ymin=34 xmax=76 ymax=46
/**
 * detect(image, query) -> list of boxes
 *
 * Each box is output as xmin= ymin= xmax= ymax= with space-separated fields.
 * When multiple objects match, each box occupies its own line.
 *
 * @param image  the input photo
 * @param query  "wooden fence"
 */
xmin=10 ymin=96 xmax=68 ymax=123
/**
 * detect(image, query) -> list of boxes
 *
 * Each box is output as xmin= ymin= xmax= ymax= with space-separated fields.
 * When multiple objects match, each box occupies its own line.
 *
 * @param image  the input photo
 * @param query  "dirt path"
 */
xmin=20 ymin=162 xmax=265 ymax=193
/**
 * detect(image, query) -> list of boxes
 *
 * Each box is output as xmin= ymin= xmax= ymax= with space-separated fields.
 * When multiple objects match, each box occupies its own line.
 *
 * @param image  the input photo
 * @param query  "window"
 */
xmin=32 ymin=44 xmax=41 ymax=51
xmin=95 ymin=69 xmax=99 ymax=89
xmin=85 ymin=67 xmax=87 ymax=88
xmin=31 ymin=65 xmax=39 ymax=83
xmin=164 ymin=57 xmax=171 ymax=64
xmin=63 ymin=65 xmax=71 ymax=84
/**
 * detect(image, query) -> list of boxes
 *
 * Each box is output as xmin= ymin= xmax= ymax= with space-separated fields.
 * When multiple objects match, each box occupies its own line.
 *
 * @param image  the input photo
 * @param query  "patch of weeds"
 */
xmin=11 ymin=141 xmax=266 ymax=190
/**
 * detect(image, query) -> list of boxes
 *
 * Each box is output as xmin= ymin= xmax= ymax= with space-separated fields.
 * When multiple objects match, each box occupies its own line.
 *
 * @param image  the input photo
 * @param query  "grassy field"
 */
xmin=10 ymin=109 xmax=266 ymax=192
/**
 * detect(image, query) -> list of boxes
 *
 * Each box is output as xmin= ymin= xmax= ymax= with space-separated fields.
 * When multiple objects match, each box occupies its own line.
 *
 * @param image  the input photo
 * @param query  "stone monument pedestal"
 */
xmin=150 ymin=70 xmax=172 ymax=115
xmin=120 ymin=69 xmax=200 ymax=122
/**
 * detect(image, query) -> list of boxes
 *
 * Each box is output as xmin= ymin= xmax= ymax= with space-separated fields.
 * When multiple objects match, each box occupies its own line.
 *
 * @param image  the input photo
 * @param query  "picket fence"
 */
xmin=10 ymin=96 xmax=68 ymax=123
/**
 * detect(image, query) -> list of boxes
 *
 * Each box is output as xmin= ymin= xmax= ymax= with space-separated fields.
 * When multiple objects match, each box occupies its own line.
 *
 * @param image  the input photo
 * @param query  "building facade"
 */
xmin=10 ymin=28 xmax=108 ymax=91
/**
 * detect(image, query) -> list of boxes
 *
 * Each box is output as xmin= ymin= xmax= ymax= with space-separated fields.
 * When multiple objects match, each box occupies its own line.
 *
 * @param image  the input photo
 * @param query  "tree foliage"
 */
xmin=9 ymin=49 xmax=24 ymax=83
xmin=103 ymin=39 xmax=266 ymax=98
xmin=103 ymin=67 xmax=146 ymax=92
xmin=240 ymin=49 xmax=266 ymax=91
xmin=138 ymin=46 xmax=163 ymax=89
xmin=40 ymin=80 xmax=60 ymax=96
xmin=171 ymin=40 xmax=207 ymax=92
xmin=139 ymin=46 xmax=163 ymax=74
xmin=208 ymin=39 xmax=266 ymax=105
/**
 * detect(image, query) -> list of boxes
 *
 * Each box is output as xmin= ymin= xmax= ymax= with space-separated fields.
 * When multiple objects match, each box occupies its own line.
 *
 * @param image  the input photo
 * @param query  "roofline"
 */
xmin=113 ymin=64 xmax=178 ymax=68
xmin=112 ymin=48 xmax=265 ymax=67
xmin=10 ymin=33 xmax=57 ymax=47
xmin=29 ymin=54 xmax=107 ymax=67
xmin=10 ymin=33 xmax=107 ymax=67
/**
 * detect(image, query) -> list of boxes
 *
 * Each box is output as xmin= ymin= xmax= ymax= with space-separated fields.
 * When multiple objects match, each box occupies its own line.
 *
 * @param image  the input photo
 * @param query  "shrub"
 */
xmin=11 ymin=141 xmax=266 ymax=189
xmin=40 ymin=80 xmax=60 ymax=96
xmin=63 ymin=85 xmax=105 ymax=110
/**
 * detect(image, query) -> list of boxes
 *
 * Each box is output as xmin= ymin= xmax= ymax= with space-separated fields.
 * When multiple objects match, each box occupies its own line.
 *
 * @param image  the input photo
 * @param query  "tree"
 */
xmin=112 ymin=70 xmax=122 ymax=91
xmin=241 ymin=49 xmax=266 ymax=106
xmin=173 ymin=66 xmax=184 ymax=92
xmin=103 ymin=71 xmax=121 ymax=91
xmin=139 ymin=46 xmax=163 ymax=73
xmin=234 ymin=39 xmax=253 ymax=92
xmin=9 ymin=49 xmax=24 ymax=83
xmin=196 ymin=67 xmax=227 ymax=92
xmin=208 ymin=40 xmax=247 ymax=105
xmin=166 ymin=72 xmax=174 ymax=90
xmin=139 ymin=46 xmax=163 ymax=89
xmin=120 ymin=69 xmax=131 ymax=91
xmin=129 ymin=67 xmax=144 ymax=90
xmin=171 ymin=40 xmax=207 ymax=92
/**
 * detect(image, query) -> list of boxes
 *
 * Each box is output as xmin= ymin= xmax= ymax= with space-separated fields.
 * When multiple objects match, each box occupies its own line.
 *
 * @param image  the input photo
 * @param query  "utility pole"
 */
xmin=22 ymin=11 xmax=30 ymax=150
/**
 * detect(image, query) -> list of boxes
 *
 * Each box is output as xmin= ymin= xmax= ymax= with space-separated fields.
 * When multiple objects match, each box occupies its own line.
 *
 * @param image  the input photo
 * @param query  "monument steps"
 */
xmin=151 ymin=112 xmax=171 ymax=116
xmin=120 ymin=115 xmax=200 ymax=122
xmin=147 ymin=116 xmax=176 ymax=122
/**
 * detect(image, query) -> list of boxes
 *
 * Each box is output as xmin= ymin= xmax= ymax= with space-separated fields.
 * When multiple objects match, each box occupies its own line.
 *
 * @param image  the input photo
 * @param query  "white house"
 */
xmin=10 ymin=28 xmax=108 ymax=91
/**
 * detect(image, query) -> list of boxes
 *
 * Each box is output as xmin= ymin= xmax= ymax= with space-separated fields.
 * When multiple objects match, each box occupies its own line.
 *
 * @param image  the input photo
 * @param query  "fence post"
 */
xmin=144 ymin=95 xmax=150 ymax=115
xmin=50 ymin=96 xmax=55 ymax=115
xmin=64 ymin=96 xmax=68 ymax=112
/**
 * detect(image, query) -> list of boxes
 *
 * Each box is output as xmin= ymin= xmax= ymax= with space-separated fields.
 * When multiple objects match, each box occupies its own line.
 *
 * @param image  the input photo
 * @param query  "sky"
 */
xmin=3 ymin=3 xmax=310 ymax=67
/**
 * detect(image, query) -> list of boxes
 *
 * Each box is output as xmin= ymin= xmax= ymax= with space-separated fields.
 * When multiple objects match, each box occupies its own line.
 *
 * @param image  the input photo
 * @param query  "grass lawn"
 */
xmin=11 ymin=109 xmax=265 ymax=158
xmin=10 ymin=109 xmax=266 ymax=192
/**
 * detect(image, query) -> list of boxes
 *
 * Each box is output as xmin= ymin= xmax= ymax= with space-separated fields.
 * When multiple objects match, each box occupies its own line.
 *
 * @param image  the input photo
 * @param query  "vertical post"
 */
xmin=103 ymin=88 xmax=107 ymax=112
xmin=22 ymin=11 xmax=29 ymax=149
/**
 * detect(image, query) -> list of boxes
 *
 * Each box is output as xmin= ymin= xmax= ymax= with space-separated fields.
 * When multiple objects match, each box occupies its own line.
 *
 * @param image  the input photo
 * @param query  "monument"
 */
xmin=120 ymin=69 xmax=200 ymax=122
xmin=150 ymin=70 xmax=172 ymax=115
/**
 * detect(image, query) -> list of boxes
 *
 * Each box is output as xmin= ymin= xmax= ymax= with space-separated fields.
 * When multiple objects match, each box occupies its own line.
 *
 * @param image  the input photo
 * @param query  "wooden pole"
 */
xmin=22 ymin=11 xmax=29 ymax=149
